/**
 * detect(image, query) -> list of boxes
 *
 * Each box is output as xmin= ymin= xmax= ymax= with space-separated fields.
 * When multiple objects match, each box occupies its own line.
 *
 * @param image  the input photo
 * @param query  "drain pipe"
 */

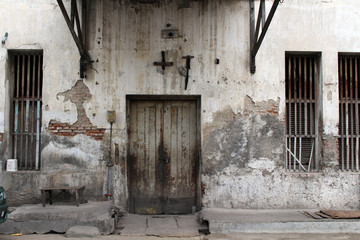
xmin=106 ymin=111 xmax=116 ymax=201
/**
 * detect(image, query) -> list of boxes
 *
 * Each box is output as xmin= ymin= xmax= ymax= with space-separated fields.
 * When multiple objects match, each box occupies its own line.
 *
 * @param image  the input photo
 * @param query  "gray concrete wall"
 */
xmin=0 ymin=0 xmax=359 ymax=209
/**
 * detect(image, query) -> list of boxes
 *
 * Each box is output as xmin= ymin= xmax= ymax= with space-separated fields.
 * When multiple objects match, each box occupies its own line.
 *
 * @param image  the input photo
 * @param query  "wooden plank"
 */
xmin=320 ymin=210 xmax=360 ymax=219
xmin=302 ymin=211 xmax=323 ymax=219
xmin=163 ymin=101 xmax=197 ymax=213
xmin=314 ymin=212 xmax=331 ymax=219
xmin=129 ymin=101 xmax=163 ymax=214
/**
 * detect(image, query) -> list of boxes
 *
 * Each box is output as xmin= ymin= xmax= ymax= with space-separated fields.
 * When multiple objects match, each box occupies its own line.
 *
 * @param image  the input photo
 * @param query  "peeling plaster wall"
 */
xmin=0 ymin=0 xmax=360 ymax=209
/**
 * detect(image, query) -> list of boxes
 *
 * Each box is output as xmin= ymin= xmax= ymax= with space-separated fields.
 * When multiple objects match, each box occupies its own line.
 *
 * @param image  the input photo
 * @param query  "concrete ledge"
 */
xmin=209 ymin=221 xmax=360 ymax=234
xmin=0 ymin=201 xmax=115 ymax=235
xmin=201 ymin=208 xmax=360 ymax=234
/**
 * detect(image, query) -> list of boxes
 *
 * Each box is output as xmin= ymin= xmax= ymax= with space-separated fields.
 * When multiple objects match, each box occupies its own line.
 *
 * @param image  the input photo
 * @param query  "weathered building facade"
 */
xmin=1 ymin=0 xmax=360 ymax=213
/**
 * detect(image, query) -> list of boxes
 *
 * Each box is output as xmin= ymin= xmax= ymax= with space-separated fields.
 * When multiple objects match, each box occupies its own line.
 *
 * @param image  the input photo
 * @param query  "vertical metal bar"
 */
xmin=299 ymin=57 xmax=302 ymax=131
xmin=25 ymin=54 xmax=32 ymax=169
xmin=350 ymin=57 xmax=354 ymax=171
xmin=310 ymin=58 xmax=313 ymax=138
xmin=31 ymin=55 xmax=36 ymax=169
xmin=304 ymin=58 xmax=308 ymax=137
xmin=81 ymin=0 xmax=88 ymax=49
xmin=314 ymin=57 xmax=319 ymax=171
xmin=261 ymin=0 xmax=266 ymax=29
xmin=355 ymin=57 xmax=359 ymax=171
xmin=295 ymin=57 xmax=299 ymax=170
xmin=249 ymin=0 xmax=256 ymax=73
xmin=35 ymin=100 xmax=40 ymax=170
xmin=14 ymin=55 xmax=20 ymax=160
xmin=345 ymin=57 xmax=350 ymax=170
xmin=288 ymin=56 xmax=292 ymax=170
xmin=19 ymin=55 xmax=26 ymax=169
xmin=299 ymin=57 xmax=303 ymax=170
xmin=14 ymin=103 xmax=19 ymax=159
xmin=35 ymin=54 xmax=42 ymax=170
xmin=294 ymin=137 xmax=297 ymax=171
xmin=339 ymin=56 xmax=344 ymax=171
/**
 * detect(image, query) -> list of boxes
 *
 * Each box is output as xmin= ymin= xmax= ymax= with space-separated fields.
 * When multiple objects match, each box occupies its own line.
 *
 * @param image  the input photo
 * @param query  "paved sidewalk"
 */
xmin=1 ymin=233 xmax=360 ymax=240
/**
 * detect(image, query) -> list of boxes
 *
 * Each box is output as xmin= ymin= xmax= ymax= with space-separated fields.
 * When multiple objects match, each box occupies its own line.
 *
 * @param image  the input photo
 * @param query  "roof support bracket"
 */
xmin=57 ymin=0 xmax=91 ymax=78
xmin=250 ymin=0 xmax=280 ymax=73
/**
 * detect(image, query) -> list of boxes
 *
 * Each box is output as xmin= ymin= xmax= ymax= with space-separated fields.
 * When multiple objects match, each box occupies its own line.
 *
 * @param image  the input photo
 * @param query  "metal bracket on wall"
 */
xmin=250 ymin=0 xmax=281 ymax=73
xmin=57 ymin=0 xmax=92 ymax=78
xmin=182 ymin=55 xmax=194 ymax=90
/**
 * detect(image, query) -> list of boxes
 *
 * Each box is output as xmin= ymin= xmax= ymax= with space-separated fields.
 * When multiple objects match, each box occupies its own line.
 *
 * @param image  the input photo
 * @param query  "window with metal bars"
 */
xmin=338 ymin=54 xmax=360 ymax=172
xmin=10 ymin=50 xmax=43 ymax=171
xmin=285 ymin=53 xmax=320 ymax=171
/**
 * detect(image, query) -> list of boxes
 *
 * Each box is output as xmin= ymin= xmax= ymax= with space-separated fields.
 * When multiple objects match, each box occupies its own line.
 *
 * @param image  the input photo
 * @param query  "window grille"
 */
xmin=285 ymin=54 xmax=319 ymax=171
xmin=11 ymin=51 xmax=43 ymax=170
xmin=338 ymin=55 xmax=360 ymax=171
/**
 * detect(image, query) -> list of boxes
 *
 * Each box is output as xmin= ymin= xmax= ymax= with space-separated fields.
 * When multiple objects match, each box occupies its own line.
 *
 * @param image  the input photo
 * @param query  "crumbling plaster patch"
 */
xmin=41 ymin=134 xmax=104 ymax=170
xmin=48 ymin=80 xmax=106 ymax=140
xmin=57 ymin=80 xmax=92 ymax=126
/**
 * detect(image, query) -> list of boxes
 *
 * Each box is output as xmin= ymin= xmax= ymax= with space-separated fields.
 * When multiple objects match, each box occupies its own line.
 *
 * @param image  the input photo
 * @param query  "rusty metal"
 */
xmin=11 ymin=51 xmax=43 ymax=170
xmin=182 ymin=55 xmax=194 ymax=90
xmin=285 ymin=54 xmax=318 ymax=171
xmin=339 ymin=54 xmax=360 ymax=171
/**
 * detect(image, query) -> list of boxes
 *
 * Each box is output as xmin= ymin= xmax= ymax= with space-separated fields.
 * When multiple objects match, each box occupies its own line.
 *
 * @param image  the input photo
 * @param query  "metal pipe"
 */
xmin=107 ymin=122 xmax=113 ymax=200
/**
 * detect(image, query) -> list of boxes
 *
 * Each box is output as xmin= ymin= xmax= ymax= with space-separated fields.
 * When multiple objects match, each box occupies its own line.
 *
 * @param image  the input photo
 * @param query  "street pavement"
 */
xmin=1 ymin=233 xmax=360 ymax=240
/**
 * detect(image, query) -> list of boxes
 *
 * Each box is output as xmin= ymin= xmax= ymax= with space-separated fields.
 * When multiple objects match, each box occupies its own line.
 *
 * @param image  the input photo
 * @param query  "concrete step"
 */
xmin=119 ymin=213 xmax=203 ymax=237
xmin=200 ymin=208 xmax=360 ymax=234
xmin=0 ymin=201 xmax=116 ymax=235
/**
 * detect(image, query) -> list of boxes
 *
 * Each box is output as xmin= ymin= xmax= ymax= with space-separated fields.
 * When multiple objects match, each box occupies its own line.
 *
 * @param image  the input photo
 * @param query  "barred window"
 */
xmin=10 ymin=50 xmax=43 ymax=170
xmin=285 ymin=53 xmax=321 ymax=171
xmin=338 ymin=54 xmax=360 ymax=172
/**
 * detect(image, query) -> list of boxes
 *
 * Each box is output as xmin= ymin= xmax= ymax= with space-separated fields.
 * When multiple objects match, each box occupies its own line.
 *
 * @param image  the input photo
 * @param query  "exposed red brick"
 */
xmin=0 ymin=133 xmax=3 ymax=141
xmin=48 ymin=120 xmax=106 ymax=141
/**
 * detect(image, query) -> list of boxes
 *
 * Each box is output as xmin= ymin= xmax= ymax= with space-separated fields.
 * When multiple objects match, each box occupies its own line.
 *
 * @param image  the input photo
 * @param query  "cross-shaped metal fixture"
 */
xmin=154 ymin=51 xmax=173 ymax=70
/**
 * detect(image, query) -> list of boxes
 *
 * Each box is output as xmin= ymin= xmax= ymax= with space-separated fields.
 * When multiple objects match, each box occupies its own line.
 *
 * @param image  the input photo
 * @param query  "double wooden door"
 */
xmin=128 ymin=100 xmax=198 ymax=214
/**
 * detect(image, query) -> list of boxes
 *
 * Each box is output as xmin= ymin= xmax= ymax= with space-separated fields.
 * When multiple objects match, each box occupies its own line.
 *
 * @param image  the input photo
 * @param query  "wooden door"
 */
xmin=128 ymin=100 xmax=198 ymax=214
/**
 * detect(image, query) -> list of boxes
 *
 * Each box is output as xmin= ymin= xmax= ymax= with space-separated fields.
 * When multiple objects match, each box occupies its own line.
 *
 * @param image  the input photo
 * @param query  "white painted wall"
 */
xmin=0 ymin=0 xmax=360 ymax=209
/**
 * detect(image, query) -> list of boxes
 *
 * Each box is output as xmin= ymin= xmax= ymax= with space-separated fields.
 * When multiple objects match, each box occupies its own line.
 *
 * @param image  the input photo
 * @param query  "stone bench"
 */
xmin=40 ymin=186 xmax=85 ymax=207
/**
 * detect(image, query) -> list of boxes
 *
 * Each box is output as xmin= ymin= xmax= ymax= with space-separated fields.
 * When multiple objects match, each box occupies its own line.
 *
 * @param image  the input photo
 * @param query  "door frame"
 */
xmin=126 ymin=95 xmax=202 ymax=213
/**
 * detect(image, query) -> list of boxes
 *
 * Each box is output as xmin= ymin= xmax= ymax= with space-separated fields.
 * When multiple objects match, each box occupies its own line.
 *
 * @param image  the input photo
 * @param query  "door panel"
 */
xmin=163 ymin=101 xmax=197 ymax=213
xmin=128 ymin=100 xmax=198 ymax=214
xmin=129 ymin=101 xmax=163 ymax=214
